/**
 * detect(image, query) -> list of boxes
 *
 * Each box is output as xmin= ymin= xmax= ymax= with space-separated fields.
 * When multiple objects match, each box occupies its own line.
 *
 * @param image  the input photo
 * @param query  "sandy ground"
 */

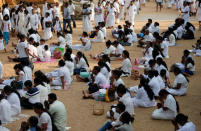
xmin=2 ymin=1 xmax=201 ymax=131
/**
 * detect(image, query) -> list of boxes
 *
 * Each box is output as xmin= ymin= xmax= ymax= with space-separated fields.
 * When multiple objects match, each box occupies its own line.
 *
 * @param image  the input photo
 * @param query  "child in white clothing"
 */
xmin=64 ymin=30 xmax=72 ymax=48
xmin=42 ymin=45 xmax=51 ymax=62
xmin=55 ymin=16 xmax=62 ymax=32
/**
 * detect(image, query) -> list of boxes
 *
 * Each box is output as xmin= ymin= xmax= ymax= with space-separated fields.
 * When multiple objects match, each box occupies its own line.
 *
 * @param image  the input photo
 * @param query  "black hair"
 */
xmin=116 ymin=103 xmax=125 ymax=112
xmin=34 ymin=77 xmax=45 ymax=86
xmin=148 ymin=70 xmax=155 ymax=78
xmin=102 ymin=54 xmax=110 ymax=63
xmin=24 ymin=80 xmax=32 ymax=87
xmin=29 ymin=37 xmax=34 ymax=42
xmin=33 ymin=102 xmax=44 ymax=110
xmin=116 ymin=84 xmax=126 ymax=95
xmin=77 ymin=51 xmax=89 ymax=67
xmin=175 ymin=113 xmax=188 ymax=124
xmin=106 ymin=40 xmax=112 ymax=47
xmin=0 ymin=94 xmax=4 ymax=100
xmin=58 ymin=60 xmax=65 ymax=67
xmin=48 ymin=93 xmax=57 ymax=101
xmin=44 ymin=45 xmax=49 ymax=50
xmin=121 ymin=112 xmax=134 ymax=124
xmin=140 ymin=77 xmax=154 ymax=100
xmin=98 ymin=60 xmax=110 ymax=72
xmin=156 ymin=57 xmax=168 ymax=70
xmin=123 ymin=50 xmax=130 ymax=60
xmin=82 ymin=32 xmax=88 ymax=37
xmin=174 ymin=67 xmax=189 ymax=82
xmin=66 ymin=48 xmax=72 ymax=55
xmin=64 ymin=53 xmax=73 ymax=62
xmin=160 ymin=69 xmax=167 ymax=77
xmin=28 ymin=116 xmax=41 ymax=130
xmin=14 ymin=64 xmax=23 ymax=71
xmin=34 ymin=70 xmax=50 ymax=84
xmin=3 ymin=85 xmax=21 ymax=100
xmin=112 ymin=70 xmax=122 ymax=79
xmin=93 ymin=66 xmax=101 ymax=72
xmin=186 ymin=57 xmax=194 ymax=66
xmin=184 ymin=50 xmax=190 ymax=56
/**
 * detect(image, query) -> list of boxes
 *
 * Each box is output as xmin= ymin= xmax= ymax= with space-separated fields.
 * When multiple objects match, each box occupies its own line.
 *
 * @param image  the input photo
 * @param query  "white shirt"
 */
xmin=29 ymin=34 xmax=38 ymax=43
xmin=119 ymin=94 xmax=134 ymax=115
xmin=94 ymin=72 xmax=109 ymax=88
xmin=173 ymin=73 xmax=188 ymax=91
xmin=58 ymin=36 xmax=66 ymax=48
xmin=144 ymin=33 xmax=154 ymax=42
xmin=161 ymin=41 xmax=169 ymax=58
xmin=7 ymin=93 xmax=21 ymax=116
xmin=187 ymin=63 xmax=195 ymax=72
xmin=49 ymin=100 xmax=67 ymax=131
xmin=104 ymin=45 xmax=116 ymax=55
xmin=30 ymin=14 xmax=39 ymax=27
xmin=38 ymin=112 xmax=52 ymax=131
xmin=164 ymin=94 xmax=177 ymax=116
xmin=65 ymin=61 xmax=74 ymax=76
xmin=169 ymin=34 xmax=176 ymax=45
xmin=3 ymin=8 xmax=9 ymax=17
xmin=0 ymin=99 xmax=12 ymax=123
xmin=28 ymin=44 xmax=37 ymax=59
xmin=101 ymin=27 xmax=106 ymax=38
xmin=2 ymin=20 xmax=11 ymax=32
xmin=76 ymin=57 xmax=88 ymax=71
xmin=37 ymin=45 xmax=44 ymax=58
xmin=43 ymin=50 xmax=51 ymax=61
xmin=23 ymin=66 xmax=32 ymax=81
xmin=82 ymin=37 xmax=91 ymax=50
xmin=100 ymin=67 xmax=110 ymax=81
xmin=121 ymin=58 xmax=132 ymax=74
xmin=69 ymin=4 xmax=75 ymax=15
xmin=148 ymin=77 xmax=161 ymax=96
xmin=58 ymin=66 xmax=72 ymax=85
xmin=177 ymin=122 xmax=196 ymax=131
xmin=0 ymin=61 xmax=3 ymax=79
xmin=127 ymin=34 xmax=133 ymax=43
xmin=116 ymin=44 xmax=125 ymax=56
xmin=97 ymin=30 xmax=104 ymax=42
xmin=54 ymin=6 xmax=60 ymax=18
xmin=144 ymin=47 xmax=153 ymax=60
xmin=114 ymin=78 xmax=124 ymax=87
xmin=36 ymin=84 xmax=48 ymax=104
xmin=17 ymin=41 xmax=28 ymax=58
xmin=65 ymin=34 xmax=72 ymax=47
xmin=19 ymin=71 xmax=26 ymax=83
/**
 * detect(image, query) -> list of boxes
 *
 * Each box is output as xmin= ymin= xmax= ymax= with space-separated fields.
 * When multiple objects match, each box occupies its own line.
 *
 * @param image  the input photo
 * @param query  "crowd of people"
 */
xmin=0 ymin=0 xmax=200 ymax=130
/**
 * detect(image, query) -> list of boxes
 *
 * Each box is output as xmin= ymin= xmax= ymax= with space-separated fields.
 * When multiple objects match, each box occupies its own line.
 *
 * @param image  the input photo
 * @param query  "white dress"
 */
xmin=0 ymin=99 xmax=13 ymax=123
xmin=43 ymin=16 xmax=53 ymax=40
xmin=7 ymin=93 xmax=21 ymax=116
xmin=152 ymin=94 xmax=177 ymax=120
xmin=128 ymin=5 xmax=137 ymax=26
xmin=82 ymin=8 xmax=93 ymax=33
xmin=18 ymin=11 xmax=26 ymax=35
xmin=166 ymin=73 xmax=188 ymax=96
xmin=106 ymin=7 xmax=116 ymax=27
xmin=177 ymin=122 xmax=196 ymax=131
xmin=36 ymin=84 xmax=48 ymax=105
xmin=196 ymin=2 xmax=201 ymax=21
xmin=182 ymin=5 xmax=190 ymax=24
xmin=121 ymin=58 xmax=132 ymax=75
xmin=132 ymin=87 xmax=157 ymax=107
xmin=94 ymin=6 xmax=104 ymax=27
xmin=0 ymin=39 xmax=5 ymax=50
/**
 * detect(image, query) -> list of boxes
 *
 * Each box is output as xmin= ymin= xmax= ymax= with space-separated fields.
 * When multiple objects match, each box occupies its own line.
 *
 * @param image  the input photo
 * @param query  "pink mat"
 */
xmin=35 ymin=58 xmax=56 ymax=63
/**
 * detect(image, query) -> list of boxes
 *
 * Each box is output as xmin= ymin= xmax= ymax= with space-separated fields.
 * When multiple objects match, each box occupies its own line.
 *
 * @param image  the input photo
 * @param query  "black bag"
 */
xmin=45 ymin=22 xmax=52 ymax=28
xmin=11 ymin=81 xmax=23 ymax=90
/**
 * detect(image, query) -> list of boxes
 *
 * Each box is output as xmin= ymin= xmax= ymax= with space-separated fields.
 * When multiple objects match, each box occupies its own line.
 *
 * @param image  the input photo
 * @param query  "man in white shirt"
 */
xmin=8 ymin=34 xmax=29 ymax=64
xmin=45 ymin=93 xmax=67 ymax=131
xmin=69 ymin=0 xmax=76 ymax=28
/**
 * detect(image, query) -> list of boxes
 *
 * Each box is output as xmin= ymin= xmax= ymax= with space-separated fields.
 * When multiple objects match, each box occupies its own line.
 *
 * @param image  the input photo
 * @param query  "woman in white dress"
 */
xmin=3 ymin=86 xmax=21 ymax=116
xmin=63 ymin=53 xmax=74 ymax=76
xmin=172 ymin=113 xmax=196 ymax=131
xmin=71 ymin=32 xmax=91 ymax=51
xmin=94 ymin=2 xmax=104 ymax=27
xmin=152 ymin=89 xmax=179 ymax=120
xmin=106 ymin=3 xmax=116 ymax=28
xmin=128 ymin=1 xmax=137 ymax=26
xmin=34 ymin=78 xmax=48 ymax=105
xmin=118 ymin=50 xmax=132 ymax=76
xmin=0 ymin=94 xmax=13 ymax=124
xmin=82 ymin=4 xmax=93 ymax=33
xmin=17 ymin=6 xmax=26 ymax=35
xmin=166 ymin=67 xmax=188 ymax=96
xmin=89 ymin=0 xmax=95 ymax=21
xmin=196 ymin=0 xmax=201 ymax=30
xmin=132 ymin=77 xmax=157 ymax=107
xmin=43 ymin=12 xmax=52 ymax=40
xmin=24 ymin=10 xmax=31 ymax=36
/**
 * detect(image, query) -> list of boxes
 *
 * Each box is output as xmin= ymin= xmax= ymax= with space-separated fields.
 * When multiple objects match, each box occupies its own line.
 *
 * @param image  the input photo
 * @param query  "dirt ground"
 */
xmin=3 ymin=1 xmax=201 ymax=131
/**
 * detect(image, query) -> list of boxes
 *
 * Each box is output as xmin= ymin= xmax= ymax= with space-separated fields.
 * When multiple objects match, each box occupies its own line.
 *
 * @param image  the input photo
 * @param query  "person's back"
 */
xmin=0 ymin=99 xmax=13 ymax=123
xmin=49 ymin=100 xmax=67 ymax=131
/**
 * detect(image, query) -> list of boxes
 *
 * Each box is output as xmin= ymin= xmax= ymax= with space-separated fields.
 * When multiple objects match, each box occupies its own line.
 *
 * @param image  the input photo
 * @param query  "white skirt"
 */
xmin=106 ymin=14 xmax=115 ymax=27
xmin=152 ymin=108 xmax=176 ymax=120
xmin=94 ymin=14 xmax=104 ymax=27
xmin=44 ymin=27 xmax=52 ymax=40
